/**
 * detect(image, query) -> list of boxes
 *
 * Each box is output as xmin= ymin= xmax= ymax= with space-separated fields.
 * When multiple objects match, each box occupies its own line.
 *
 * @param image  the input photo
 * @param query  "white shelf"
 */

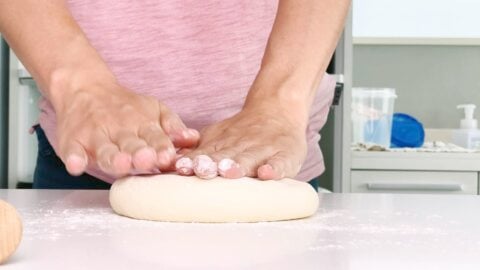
xmin=353 ymin=37 xmax=480 ymax=46
xmin=351 ymin=151 xmax=480 ymax=171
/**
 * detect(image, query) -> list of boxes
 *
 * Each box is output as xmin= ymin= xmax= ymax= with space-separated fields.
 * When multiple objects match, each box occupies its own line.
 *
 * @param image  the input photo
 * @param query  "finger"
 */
xmin=180 ymin=143 xmax=218 ymax=177
xmin=232 ymin=151 xmax=263 ymax=178
xmin=175 ymin=147 xmax=213 ymax=176
xmin=91 ymin=130 xmax=132 ymax=176
xmin=209 ymin=149 xmax=244 ymax=179
xmin=175 ymin=157 xmax=194 ymax=176
xmin=174 ymin=148 xmax=194 ymax=174
xmin=257 ymin=164 xmax=279 ymax=180
xmin=60 ymin=140 xmax=88 ymax=176
xmin=159 ymin=105 xmax=199 ymax=148
xmin=114 ymin=130 xmax=157 ymax=171
xmin=217 ymin=158 xmax=243 ymax=179
xmin=208 ymin=148 xmax=240 ymax=163
xmin=138 ymin=124 xmax=176 ymax=170
xmin=258 ymin=152 xmax=301 ymax=180
xmin=233 ymin=146 xmax=276 ymax=178
xmin=176 ymin=148 xmax=193 ymax=158
xmin=95 ymin=142 xmax=131 ymax=177
xmin=182 ymin=145 xmax=216 ymax=160
xmin=192 ymin=155 xmax=218 ymax=179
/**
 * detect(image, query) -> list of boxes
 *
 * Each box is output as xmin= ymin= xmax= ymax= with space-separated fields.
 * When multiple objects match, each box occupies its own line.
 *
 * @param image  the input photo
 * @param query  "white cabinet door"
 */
xmin=351 ymin=170 xmax=478 ymax=194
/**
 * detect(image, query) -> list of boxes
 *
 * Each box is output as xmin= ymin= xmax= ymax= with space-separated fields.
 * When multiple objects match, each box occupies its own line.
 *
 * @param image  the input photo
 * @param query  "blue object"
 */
xmin=391 ymin=113 xmax=425 ymax=148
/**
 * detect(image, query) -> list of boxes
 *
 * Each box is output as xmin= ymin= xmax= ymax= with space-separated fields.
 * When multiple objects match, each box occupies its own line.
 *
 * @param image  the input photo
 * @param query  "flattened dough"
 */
xmin=109 ymin=174 xmax=319 ymax=223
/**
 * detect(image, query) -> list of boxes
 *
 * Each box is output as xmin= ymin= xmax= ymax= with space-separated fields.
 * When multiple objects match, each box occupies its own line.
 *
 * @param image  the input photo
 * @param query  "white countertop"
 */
xmin=1 ymin=190 xmax=480 ymax=270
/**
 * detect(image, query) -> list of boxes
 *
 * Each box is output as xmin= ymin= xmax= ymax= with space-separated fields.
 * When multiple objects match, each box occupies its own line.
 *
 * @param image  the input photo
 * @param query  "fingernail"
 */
xmin=263 ymin=164 xmax=273 ymax=170
xmin=176 ymin=157 xmax=194 ymax=175
xmin=181 ymin=129 xmax=199 ymax=139
xmin=193 ymin=155 xmax=218 ymax=179
xmin=218 ymin=158 xmax=243 ymax=178
xmin=257 ymin=164 xmax=276 ymax=180
xmin=188 ymin=129 xmax=199 ymax=137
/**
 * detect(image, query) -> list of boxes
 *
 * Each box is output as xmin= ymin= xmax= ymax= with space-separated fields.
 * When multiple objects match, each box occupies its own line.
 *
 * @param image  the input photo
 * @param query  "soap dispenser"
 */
xmin=452 ymin=104 xmax=480 ymax=149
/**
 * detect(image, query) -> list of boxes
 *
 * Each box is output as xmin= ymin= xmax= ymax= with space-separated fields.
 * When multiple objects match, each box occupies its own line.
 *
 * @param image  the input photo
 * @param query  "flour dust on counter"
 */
xmin=3 ymin=190 xmax=480 ymax=269
xmin=19 ymin=199 xmax=455 ymax=250
xmin=17 ymin=192 xmax=471 ymax=251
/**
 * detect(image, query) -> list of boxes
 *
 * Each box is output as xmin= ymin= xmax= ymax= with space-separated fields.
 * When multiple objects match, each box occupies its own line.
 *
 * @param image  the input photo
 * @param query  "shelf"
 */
xmin=351 ymin=151 xmax=480 ymax=171
xmin=353 ymin=37 xmax=480 ymax=46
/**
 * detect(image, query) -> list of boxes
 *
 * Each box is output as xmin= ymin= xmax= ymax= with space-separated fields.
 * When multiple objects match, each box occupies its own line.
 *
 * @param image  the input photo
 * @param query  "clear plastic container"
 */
xmin=351 ymin=88 xmax=397 ymax=148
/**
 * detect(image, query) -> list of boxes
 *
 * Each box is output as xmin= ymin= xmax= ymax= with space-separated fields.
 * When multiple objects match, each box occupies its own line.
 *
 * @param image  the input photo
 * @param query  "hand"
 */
xmin=55 ymin=80 xmax=199 ymax=177
xmin=175 ymin=100 xmax=308 ymax=180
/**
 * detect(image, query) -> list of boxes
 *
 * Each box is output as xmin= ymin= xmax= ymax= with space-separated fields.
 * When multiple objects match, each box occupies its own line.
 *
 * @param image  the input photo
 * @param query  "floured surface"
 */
xmin=109 ymin=175 xmax=319 ymax=223
xmin=2 ymin=190 xmax=480 ymax=270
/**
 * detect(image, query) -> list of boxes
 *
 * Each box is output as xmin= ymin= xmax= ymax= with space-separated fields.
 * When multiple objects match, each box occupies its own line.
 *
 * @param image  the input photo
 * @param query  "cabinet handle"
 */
xmin=366 ymin=182 xmax=463 ymax=191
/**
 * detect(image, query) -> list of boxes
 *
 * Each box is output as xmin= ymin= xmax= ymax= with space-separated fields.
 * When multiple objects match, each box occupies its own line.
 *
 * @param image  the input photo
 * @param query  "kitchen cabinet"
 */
xmin=348 ymin=151 xmax=480 ymax=194
xmin=351 ymin=170 xmax=478 ymax=195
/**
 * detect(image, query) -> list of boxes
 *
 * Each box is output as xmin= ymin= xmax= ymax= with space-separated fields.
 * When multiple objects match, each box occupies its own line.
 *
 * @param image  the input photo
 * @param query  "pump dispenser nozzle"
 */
xmin=457 ymin=104 xmax=478 ymax=129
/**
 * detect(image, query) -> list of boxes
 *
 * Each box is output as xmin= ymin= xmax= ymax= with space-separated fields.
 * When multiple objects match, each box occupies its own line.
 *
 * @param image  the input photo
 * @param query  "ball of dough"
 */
xmin=109 ymin=174 xmax=319 ymax=223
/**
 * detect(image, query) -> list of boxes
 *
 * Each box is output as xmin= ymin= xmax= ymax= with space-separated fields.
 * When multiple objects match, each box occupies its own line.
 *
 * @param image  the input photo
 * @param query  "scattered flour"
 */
xmin=18 ymin=203 xmax=454 ymax=251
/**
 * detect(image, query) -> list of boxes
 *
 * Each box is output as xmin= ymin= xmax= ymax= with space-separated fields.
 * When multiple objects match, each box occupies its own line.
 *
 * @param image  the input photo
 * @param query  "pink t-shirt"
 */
xmin=38 ymin=0 xmax=336 ymax=183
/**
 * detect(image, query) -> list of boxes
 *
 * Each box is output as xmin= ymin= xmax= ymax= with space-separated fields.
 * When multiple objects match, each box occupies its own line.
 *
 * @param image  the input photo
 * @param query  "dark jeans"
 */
xmin=33 ymin=125 xmax=111 ymax=189
xmin=33 ymin=125 xmax=319 ymax=190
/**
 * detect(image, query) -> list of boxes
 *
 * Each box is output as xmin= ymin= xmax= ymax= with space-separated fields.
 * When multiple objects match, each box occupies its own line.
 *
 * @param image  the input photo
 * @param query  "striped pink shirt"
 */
xmin=38 ymin=0 xmax=335 ymax=183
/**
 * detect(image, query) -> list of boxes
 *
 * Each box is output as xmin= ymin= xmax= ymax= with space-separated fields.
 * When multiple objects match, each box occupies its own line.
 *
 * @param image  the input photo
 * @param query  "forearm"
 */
xmin=246 ymin=0 xmax=350 ymax=118
xmin=0 ymin=0 xmax=114 ymax=110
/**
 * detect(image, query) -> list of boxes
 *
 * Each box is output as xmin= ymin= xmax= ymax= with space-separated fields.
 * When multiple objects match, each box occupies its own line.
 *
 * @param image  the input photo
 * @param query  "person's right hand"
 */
xmin=54 ymin=80 xmax=199 ymax=177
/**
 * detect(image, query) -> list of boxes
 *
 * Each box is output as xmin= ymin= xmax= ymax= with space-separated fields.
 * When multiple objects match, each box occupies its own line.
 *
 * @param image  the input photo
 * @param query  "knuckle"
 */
xmin=210 ymin=152 xmax=233 ymax=162
xmin=164 ymin=115 xmax=185 ymax=130
xmin=150 ymin=134 xmax=173 ymax=147
xmin=118 ymin=137 xmax=143 ymax=150
xmin=236 ymin=155 xmax=259 ymax=170
xmin=96 ymin=143 xmax=114 ymax=155
xmin=140 ymin=126 xmax=166 ymax=142
xmin=141 ymin=122 xmax=162 ymax=132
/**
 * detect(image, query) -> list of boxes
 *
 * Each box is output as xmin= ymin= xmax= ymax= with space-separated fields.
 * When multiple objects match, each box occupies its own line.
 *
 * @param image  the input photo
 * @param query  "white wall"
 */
xmin=353 ymin=45 xmax=480 ymax=129
xmin=353 ymin=0 xmax=480 ymax=38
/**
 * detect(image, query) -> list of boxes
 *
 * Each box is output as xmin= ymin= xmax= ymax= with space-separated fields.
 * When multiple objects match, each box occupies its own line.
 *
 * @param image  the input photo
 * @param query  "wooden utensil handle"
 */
xmin=0 ymin=199 xmax=23 ymax=265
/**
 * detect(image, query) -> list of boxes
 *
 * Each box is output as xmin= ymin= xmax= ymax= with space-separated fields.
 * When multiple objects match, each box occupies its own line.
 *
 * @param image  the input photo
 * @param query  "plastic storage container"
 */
xmin=351 ymin=88 xmax=397 ymax=148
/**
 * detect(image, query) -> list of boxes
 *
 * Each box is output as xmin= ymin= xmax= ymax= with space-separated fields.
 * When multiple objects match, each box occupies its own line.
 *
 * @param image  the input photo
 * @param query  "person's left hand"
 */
xmin=175 ymin=100 xmax=309 ymax=180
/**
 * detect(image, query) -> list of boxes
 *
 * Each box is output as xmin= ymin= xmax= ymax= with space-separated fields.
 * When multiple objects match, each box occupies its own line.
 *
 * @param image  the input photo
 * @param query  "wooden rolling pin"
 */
xmin=0 ymin=199 xmax=22 ymax=265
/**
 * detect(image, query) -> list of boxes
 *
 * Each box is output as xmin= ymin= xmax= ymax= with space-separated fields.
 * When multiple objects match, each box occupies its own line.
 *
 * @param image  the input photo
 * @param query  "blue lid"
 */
xmin=391 ymin=113 xmax=425 ymax=148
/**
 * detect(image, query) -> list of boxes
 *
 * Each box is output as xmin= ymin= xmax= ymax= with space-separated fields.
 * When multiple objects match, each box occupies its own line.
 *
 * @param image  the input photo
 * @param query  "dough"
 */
xmin=109 ymin=174 xmax=319 ymax=223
